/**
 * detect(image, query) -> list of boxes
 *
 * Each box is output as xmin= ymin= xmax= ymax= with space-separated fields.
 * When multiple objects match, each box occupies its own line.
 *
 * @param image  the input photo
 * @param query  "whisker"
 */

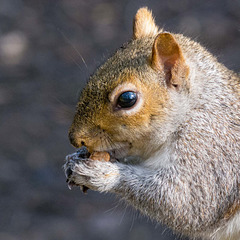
xmin=104 ymin=133 xmax=125 ymax=159
xmin=102 ymin=133 xmax=113 ymax=150
xmin=54 ymin=96 xmax=75 ymax=110
xmin=103 ymin=134 xmax=116 ymax=153
xmin=57 ymin=27 xmax=89 ymax=72
xmin=69 ymin=54 xmax=85 ymax=72
xmin=100 ymin=132 xmax=105 ymax=152
xmin=104 ymin=200 xmax=121 ymax=214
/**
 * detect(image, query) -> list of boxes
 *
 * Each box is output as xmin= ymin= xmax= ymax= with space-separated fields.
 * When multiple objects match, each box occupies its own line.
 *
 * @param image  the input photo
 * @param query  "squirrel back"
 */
xmin=66 ymin=7 xmax=240 ymax=240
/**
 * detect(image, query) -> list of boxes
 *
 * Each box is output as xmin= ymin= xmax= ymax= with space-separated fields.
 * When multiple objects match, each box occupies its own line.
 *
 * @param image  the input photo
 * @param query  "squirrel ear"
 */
xmin=151 ymin=33 xmax=189 ymax=89
xmin=133 ymin=7 xmax=159 ymax=39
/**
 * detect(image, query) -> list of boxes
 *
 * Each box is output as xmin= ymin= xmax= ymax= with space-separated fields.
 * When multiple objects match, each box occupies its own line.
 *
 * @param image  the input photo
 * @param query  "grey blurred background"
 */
xmin=0 ymin=0 xmax=239 ymax=240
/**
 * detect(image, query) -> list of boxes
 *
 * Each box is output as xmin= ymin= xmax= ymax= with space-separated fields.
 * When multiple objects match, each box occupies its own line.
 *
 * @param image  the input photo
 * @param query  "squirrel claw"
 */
xmin=65 ymin=167 xmax=73 ymax=179
xmin=67 ymin=180 xmax=76 ymax=190
xmin=81 ymin=185 xmax=89 ymax=193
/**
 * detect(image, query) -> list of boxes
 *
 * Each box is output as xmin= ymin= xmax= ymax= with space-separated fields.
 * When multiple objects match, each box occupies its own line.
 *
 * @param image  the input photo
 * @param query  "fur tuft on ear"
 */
xmin=133 ymin=7 xmax=159 ymax=39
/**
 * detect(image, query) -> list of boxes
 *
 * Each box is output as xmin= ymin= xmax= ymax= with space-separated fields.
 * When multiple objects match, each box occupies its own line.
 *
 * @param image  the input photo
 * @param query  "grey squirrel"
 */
xmin=64 ymin=7 xmax=240 ymax=240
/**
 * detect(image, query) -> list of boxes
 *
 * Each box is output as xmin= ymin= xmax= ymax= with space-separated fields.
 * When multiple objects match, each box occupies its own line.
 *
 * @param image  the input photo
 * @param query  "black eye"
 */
xmin=117 ymin=91 xmax=137 ymax=108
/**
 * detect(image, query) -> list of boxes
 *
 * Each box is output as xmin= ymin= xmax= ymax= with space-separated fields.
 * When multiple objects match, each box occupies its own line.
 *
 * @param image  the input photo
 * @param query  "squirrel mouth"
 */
xmin=68 ymin=143 xmax=131 ymax=162
xmin=85 ymin=141 xmax=131 ymax=161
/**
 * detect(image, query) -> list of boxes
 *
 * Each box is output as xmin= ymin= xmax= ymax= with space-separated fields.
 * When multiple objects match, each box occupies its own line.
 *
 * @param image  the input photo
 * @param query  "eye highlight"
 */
xmin=117 ymin=91 xmax=137 ymax=108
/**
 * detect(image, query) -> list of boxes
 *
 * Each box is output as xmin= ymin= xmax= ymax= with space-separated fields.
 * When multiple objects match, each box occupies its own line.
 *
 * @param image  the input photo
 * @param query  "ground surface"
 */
xmin=0 ymin=0 xmax=239 ymax=240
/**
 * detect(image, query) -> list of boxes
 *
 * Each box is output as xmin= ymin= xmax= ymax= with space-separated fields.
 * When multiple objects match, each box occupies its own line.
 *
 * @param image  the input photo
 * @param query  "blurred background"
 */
xmin=0 ymin=0 xmax=239 ymax=240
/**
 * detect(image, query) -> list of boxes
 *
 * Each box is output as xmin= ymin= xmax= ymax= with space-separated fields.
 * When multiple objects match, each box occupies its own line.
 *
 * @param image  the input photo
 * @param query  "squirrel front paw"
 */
xmin=64 ymin=152 xmax=120 ymax=193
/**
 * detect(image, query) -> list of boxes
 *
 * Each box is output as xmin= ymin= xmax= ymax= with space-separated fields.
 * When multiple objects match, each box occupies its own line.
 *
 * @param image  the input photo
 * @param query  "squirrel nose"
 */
xmin=68 ymin=130 xmax=86 ymax=148
xmin=69 ymin=131 xmax=81 ymax=148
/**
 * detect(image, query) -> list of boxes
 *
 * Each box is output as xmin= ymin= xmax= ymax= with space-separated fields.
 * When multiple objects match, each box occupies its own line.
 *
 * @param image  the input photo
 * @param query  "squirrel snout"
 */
xmin=68 ymin=131 xmax=83 ymax=148
xmin=69 ymin=129 xmax=93 ymax=150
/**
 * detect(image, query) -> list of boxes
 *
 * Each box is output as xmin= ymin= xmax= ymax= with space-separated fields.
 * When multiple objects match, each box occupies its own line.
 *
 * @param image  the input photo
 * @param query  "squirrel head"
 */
xmin=69 ymin=7 xmax=189 ymax=160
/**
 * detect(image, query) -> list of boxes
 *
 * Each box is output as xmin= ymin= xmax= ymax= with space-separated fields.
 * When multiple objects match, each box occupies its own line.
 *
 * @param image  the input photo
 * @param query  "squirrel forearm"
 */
xmin=66 ymin=149 xmax=239 ymax=239
xmin=114 ymin=164 xmax=167 ymax=217
xmin=113 ymin=162 xmax=235 ymax=238
xmin=113 ymin=164 xmax=191 ymax=232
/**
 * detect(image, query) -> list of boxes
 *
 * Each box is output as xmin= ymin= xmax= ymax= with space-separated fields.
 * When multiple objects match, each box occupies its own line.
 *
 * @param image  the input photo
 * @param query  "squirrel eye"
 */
xmin=117 ymin=91 xmax=137 ymax=108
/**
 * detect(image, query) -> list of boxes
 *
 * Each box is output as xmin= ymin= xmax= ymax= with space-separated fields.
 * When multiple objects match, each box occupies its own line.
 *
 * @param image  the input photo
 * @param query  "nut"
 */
xmin=90 ymin=151 xmax=110 ymax=162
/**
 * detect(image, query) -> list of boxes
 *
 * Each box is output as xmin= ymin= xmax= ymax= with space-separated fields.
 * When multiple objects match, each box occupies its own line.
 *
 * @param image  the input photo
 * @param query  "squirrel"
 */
xmin=64 ymin=7 xmax=240 ymax=240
